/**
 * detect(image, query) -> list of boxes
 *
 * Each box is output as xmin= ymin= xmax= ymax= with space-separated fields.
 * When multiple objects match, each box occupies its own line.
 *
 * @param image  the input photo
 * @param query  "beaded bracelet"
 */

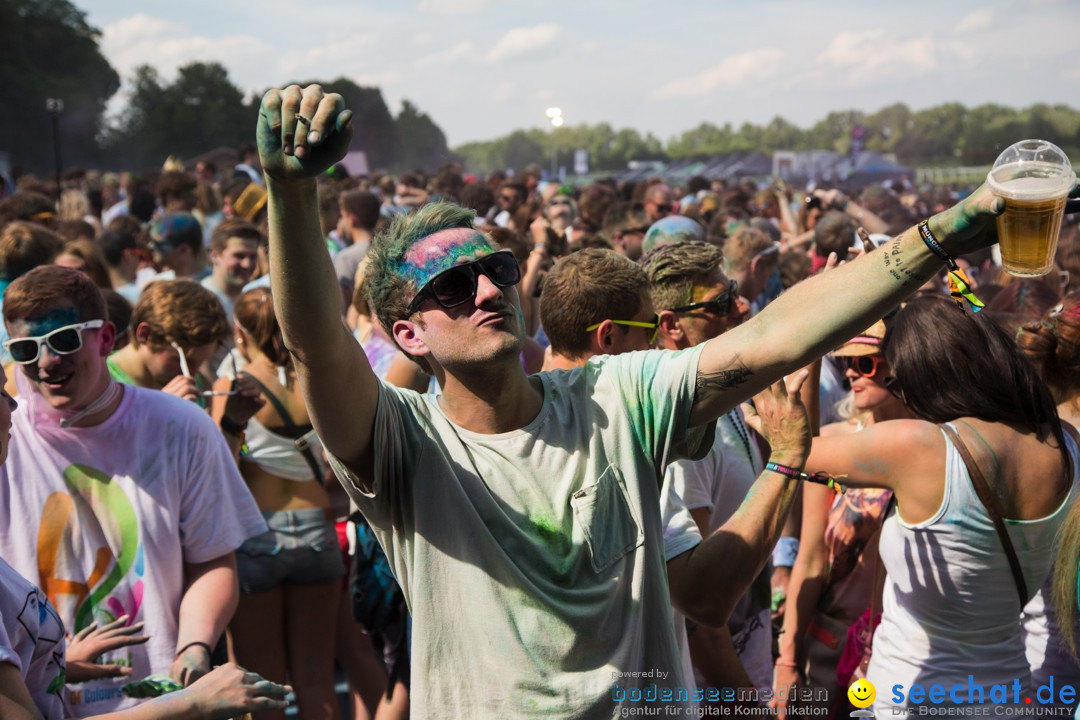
xmin=917 ymin=219 xmax=984 ymax=313
xmin=765 ymin=462 xmax=846 ymax=494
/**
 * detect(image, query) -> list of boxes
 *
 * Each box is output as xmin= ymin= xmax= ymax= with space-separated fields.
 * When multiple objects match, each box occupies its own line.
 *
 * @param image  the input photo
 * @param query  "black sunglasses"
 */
xmin=405 ymin=250 xmax=521 ymax=315
xmin=669 ymin=280 xmax=738 ymax=316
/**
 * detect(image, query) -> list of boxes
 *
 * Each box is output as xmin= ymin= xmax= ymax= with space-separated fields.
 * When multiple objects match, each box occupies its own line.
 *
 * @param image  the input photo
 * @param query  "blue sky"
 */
xmin=81 ymin=0 xmax=1080 ymax=148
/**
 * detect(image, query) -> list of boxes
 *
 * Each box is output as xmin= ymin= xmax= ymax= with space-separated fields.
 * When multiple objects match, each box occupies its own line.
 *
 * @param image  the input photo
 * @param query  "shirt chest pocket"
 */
xmin=570 ymin=464 xmax=644 ymax=573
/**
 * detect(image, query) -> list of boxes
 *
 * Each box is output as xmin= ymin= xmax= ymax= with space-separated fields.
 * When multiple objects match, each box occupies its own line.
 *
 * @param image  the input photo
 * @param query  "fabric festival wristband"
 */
xmin=772 ymin=536 xmax=800 ymax=568
xmin=765 ymin=462 xmax=847 ymax=494
xmin=918 ymin=219 xmax=985 ymax=313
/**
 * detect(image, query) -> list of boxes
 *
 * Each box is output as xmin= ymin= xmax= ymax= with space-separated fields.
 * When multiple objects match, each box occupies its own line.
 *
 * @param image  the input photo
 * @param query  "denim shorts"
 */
xmin=236 ymin=508 xmax=345 ymax=594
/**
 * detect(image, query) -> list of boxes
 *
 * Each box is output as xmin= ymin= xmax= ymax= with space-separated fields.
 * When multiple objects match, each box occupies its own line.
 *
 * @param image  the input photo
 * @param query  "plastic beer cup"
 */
xmin=986 ymin=140 xmax=1076 ymax=277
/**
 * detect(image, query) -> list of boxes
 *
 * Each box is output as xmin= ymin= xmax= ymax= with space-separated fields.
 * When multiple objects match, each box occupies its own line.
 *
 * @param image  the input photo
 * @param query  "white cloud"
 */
xmin=651 ymin=48 xmax=787 ymax=100
xmin=817 ymin=30 xmax=938 ymax=85
xmin=415 ymin=41 xmax=478 ymax=69
xmin=485 ymin=24 xmax=560 ymax=63
xmin=101 ymin=14 xmax=270 ymax=81
xmin=955 ymin=10 xmax=993 ymax=33
xmin=490 ymin=81 xmax=516 ymax=104
xmin=418 ymin=0 xmax=497 ymax=15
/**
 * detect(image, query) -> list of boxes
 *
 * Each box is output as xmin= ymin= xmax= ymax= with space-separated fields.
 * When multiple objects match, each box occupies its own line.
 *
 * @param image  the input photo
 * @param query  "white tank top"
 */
xmin=868 ymin=423 xmax=1079 ymax=716
xmin=241 ymin=417 xmax=325 ymax=482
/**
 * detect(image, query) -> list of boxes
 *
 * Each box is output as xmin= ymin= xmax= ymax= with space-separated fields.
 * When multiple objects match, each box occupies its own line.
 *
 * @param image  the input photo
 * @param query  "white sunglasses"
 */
xmin=4 ymin=320 xmax=105 ymax=365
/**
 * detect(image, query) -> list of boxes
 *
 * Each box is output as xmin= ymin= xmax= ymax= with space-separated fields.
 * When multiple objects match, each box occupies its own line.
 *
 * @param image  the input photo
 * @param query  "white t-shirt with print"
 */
xmin=666 ymin=408 xmax=774 ymax=692
xmin=329 ymin=346 xmax=713 ymax=719
xmin=0 ymin=381 xmax=266 ymax=716
xmin=0 ymin=558 xmax=68 ymax=719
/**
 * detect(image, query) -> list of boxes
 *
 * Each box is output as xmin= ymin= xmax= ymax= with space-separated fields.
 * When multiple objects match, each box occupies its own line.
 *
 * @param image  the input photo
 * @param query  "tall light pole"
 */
xmin=46 ymin=98 xmax=64 ymax=200
xmin=546 ymin=107 xmax=563 ymax=181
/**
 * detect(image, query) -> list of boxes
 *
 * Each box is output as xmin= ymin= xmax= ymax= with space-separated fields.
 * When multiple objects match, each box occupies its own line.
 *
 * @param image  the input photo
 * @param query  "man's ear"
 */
xmin=134 ymin=322 xmax=153 ymax=347
xmin=97 ymin=321 xmax=117 ymax=356
xmin=392 ymin=319 xmax=431 ymax=362
xmin=587 ymin=319 xmax=615 ymax=354
xmin=655 ymin=310 xmax=683 ymax=348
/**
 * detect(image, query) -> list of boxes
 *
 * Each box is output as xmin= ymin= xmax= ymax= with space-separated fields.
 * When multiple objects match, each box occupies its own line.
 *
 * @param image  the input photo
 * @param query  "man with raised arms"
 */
xmin=258 ymin=83 xmax=1019 ymax=719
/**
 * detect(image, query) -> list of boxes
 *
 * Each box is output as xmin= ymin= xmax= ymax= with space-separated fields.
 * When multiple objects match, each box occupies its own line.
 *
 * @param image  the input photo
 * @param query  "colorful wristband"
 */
xmin=765 ymin=462 xmax=847 ymax=494
xmin=918 ymin=219 xmax=985 ymax=313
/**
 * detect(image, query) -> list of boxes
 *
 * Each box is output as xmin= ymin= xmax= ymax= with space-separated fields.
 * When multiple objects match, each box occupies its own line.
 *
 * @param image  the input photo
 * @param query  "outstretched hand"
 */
xmin=66 ymin=616 xmax=149 ymax=682
xmin=742 ymin=370 xmax=811 ymax=464
xmin=180 ymin=663 xmax=292 ymax=719
xmin=257 ymin=84 xmax=354 ymax=182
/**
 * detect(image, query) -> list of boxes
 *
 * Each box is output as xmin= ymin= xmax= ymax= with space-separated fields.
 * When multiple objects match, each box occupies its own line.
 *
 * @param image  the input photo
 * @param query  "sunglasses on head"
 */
xmin=585 ymin=314 xmax=661 ymax=345
xmin=405 ymin=250 xmax=521 ymax=316
xmin=838 ymin=354 xmax=887 ymax=379
xmin=669 ymin=279 xmax=738 ymax=317
xmin=4 ymin=320 xmax=105 ymax=365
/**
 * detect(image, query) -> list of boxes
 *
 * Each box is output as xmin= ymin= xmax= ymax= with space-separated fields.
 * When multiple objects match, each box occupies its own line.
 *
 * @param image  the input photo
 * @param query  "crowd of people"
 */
xmin=0 ymin=81 xmax=1078 ymax=720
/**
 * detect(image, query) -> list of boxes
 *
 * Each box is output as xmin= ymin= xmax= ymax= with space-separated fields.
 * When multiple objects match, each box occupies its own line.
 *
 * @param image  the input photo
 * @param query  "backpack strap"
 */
xmin=240 ymin=371 xmax=324 ymax=482
xmin=939 ymin=423 xmax=1028 ymax=606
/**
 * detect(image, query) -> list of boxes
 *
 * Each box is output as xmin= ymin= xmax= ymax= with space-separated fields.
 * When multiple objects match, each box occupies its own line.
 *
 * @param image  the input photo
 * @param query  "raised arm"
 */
xmin=688 ymin=187 xmax=1004 ymax=426
xmin=668 ymin=372 xmax=810 ymax=626
xmin=258 ymin=85 xmax=380 ymax=487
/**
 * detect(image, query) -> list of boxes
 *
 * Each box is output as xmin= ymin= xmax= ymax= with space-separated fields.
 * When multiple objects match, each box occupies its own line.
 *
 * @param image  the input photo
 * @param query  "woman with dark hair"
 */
xmin=803 ymin=296 xmax=1078 ymax=717
xmin=223 ymin=287 xmax=344 ymax=720
xmin=1018 ymin=294 xmax=1080 ymax=712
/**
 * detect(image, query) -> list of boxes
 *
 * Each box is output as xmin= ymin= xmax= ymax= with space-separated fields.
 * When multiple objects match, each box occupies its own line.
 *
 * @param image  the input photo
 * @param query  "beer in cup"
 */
xmin=987 ymin=140 xmax=1076 ymax=277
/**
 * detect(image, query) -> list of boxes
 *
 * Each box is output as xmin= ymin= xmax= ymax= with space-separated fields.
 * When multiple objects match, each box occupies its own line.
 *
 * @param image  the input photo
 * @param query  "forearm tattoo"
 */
xmin=881 ymin=236 xmax=918 ymax=288
xmin=695 ymin=353 xmax=754 ymax=404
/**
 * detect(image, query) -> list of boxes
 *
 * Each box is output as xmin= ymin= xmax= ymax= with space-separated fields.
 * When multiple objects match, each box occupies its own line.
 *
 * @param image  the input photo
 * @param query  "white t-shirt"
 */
xmin=329 ymin=346 xmax=713 ymax=719
xmin=658 ymin=473 xmax=702 ymax=699
xmin=0 ymin=558 xmax=68 ymax=719
xmin=200 ymin=276 xmax=235 ymax=322
xmin=0 ymin=381 xmax=266 ymax=716
xmin=666 ymin=409 xmax=773 ymax=692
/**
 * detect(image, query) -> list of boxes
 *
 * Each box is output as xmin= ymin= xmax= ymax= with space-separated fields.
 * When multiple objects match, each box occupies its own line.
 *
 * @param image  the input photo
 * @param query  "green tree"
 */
xmin=960 ymin=104 xmax=1022 ymax=164
xmin=668 ymin=122 xmax=737 ymax=158
xmin=395 ymin=99 xmax=452 ymax=171
xmin=0 ymin=0 xmax=119 ymax=174
xmin=894 ymin=103 xmax=966 ymax=164
xmin=104 ymin=62 xmax=251 ymax=170
xmin=864 ymin=103 xmax=913 ymax=155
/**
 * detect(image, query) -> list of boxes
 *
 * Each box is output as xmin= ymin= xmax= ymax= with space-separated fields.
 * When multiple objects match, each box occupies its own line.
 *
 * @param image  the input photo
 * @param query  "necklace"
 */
xmin=726 ymin=409 xmax=754 ymax=467
xmin=60 ymin=380 xmax=123 ymax=428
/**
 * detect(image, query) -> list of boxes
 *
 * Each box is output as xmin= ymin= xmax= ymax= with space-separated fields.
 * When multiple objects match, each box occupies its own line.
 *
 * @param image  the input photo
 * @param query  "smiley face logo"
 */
xmin=848 ymin=678 xmax=876 ymax=709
